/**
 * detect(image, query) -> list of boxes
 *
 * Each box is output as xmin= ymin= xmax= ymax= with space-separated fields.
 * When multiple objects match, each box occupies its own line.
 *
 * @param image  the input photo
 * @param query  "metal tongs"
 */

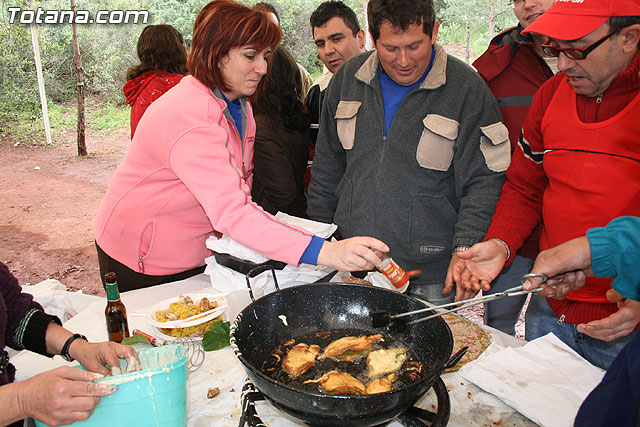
xmin=371 ymin=273 xmax=550 ymax=328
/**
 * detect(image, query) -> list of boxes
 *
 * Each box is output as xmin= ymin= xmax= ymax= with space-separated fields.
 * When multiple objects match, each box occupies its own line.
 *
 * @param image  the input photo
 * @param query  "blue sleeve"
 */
xmin=587 ymin=216 xmax=640 ymax=301
xmin=298 ymin=235 xmax=325 ymax=265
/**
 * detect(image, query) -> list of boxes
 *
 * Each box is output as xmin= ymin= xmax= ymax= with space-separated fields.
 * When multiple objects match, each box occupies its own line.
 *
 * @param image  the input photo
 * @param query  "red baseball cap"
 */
xmin=522 ymin=0 xmax=640 ymax=40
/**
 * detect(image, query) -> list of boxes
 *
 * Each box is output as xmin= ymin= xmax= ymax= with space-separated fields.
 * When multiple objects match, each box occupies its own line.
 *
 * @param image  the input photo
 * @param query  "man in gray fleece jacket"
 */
xmin=307 ymin=0 xmax=510 ymax=304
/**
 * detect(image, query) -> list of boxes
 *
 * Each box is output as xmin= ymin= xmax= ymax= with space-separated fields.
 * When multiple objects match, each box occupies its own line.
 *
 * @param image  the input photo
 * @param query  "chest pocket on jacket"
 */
xmin=480 ymin=122 xmax=510 ymax=172
xmin=417 ymin=114 xmax=459 ymax=171
xmin=335 ymin=101 xmax=361 ymax=150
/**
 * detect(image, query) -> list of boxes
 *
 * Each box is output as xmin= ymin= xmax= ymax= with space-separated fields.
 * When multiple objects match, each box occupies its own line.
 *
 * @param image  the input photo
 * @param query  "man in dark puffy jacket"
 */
xmin=471 ymin=0 xmax=555 ymax=336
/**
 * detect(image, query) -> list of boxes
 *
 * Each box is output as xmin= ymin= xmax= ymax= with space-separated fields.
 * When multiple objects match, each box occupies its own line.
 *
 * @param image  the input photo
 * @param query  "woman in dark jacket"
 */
xmin=251 ymin=46 xmax=311 ymax=218
xmin=0 ymin=262 xmax=137 ymax=426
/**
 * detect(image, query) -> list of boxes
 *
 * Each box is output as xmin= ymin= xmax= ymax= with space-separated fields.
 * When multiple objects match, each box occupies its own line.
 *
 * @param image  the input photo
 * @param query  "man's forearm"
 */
xmin=484 ymin=150 xmax=546 ymax=256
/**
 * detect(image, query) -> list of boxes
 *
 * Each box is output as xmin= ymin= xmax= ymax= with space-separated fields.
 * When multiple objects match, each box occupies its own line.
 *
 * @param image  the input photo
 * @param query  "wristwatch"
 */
xmin=452 ymin=245 xmax=471 ymax=255
xmin=60 ymin=333 xmax=87 ymax=362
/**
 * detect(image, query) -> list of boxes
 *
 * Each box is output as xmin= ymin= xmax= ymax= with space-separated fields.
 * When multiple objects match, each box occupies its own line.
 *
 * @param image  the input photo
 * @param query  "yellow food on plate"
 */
xmin=155 ymin=296 xmax=218 ymax=323
xmin=159 ymin=317 xmax=222 ymax=338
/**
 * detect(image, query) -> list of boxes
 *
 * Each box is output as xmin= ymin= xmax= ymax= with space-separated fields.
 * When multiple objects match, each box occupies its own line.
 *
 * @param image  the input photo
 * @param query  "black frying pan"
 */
xmin=230 ymin=267 xmax=465 ymax=426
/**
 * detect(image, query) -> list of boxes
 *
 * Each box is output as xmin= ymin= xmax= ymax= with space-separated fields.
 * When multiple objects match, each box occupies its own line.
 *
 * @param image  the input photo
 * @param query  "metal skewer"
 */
xmin=371 ymin=273 xmax=549 ymax=328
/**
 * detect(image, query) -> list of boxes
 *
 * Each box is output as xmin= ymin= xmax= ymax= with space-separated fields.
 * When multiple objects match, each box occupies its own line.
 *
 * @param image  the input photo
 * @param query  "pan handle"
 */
xmin=245 ymin=265 xmax=280 ymax=302
xmin=443 ymin=346 xmax=469 ymax=371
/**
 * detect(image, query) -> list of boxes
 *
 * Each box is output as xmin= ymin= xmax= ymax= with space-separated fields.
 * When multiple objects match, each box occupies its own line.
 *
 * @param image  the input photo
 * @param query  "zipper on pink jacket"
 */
xmin=225 ymin=113 xmax=248 ymax=180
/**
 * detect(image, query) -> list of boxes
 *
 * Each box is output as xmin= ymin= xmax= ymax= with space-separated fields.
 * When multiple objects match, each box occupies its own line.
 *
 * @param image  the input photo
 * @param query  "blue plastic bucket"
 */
xmin=35 ymin=344 xmax=188 ymax=427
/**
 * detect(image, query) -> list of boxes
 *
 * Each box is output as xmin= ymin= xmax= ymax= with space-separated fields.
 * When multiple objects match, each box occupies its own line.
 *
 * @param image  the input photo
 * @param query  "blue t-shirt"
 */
xmin=379 ymin=47 xmax=436 ymax=135
xmin=220 ymin=92 xmax=244 ymax=141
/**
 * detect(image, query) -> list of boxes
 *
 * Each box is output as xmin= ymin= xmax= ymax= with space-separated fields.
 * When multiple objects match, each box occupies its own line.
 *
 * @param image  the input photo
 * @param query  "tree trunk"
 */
xmin=465 ymin=20 xmax=471 ymax=64
xmin=70 ymin=0 xmax=86 ymax=156
xmin=488 ymin=0 xmax=496 ymax=45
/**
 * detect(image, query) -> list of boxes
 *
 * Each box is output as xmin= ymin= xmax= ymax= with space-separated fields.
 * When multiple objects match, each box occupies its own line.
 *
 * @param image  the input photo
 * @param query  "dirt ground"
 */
xmin=0 ymin=128 xmax=130 ymax=296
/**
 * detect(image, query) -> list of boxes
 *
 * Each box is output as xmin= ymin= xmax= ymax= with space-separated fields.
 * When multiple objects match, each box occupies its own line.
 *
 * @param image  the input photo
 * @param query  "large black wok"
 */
xmin=230 ymin=267 xmax=465 ymax=427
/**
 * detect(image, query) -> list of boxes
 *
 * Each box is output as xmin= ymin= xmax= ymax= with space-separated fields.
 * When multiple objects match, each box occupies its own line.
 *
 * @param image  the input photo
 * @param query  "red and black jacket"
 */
xmin=473 ymin=25 xmax=554 ymax=259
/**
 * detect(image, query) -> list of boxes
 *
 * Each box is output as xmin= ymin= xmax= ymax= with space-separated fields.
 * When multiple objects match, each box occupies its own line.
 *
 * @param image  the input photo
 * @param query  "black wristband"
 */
xmin=21 ymin=310 xmax=61 ymax=357
xmin=60 ymin=333 xmax=87 ymax=362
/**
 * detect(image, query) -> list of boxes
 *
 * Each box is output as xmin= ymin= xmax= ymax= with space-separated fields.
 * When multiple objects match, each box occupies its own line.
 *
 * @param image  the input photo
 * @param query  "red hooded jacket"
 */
xmin=473 ymin=26 xmax=554 ymax=259
xmin=123 ymin=70 xmax=185 ymax=138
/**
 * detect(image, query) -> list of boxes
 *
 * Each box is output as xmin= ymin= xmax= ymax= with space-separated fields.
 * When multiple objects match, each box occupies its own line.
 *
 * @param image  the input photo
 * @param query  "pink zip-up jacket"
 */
xmin=94 ymin=76 xmax=313 ymax=275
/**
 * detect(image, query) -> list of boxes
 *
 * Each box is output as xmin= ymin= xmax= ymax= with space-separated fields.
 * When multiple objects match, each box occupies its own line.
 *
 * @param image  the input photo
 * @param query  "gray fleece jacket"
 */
xmin=307 ymin=44 xmax=510 ymax=300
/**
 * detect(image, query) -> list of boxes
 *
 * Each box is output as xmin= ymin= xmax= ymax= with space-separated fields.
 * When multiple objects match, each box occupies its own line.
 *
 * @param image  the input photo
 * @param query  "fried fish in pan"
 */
xmin=366 ymin=373 xmax=397 ymax=394
xmin=366 ymin=348 xmax=407 ymax=378
xmin=321 ymin=334 xmax=383 ymax=361
xmin=282 ymin=343 xmax=321 ymax=378
xmin=303 ymin=371 xmax=366 ymax=395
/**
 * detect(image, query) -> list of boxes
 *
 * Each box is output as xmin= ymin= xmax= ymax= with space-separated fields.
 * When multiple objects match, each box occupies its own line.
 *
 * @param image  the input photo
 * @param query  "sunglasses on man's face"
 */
xmin=541 ymin=31 xmax=616 ymax=60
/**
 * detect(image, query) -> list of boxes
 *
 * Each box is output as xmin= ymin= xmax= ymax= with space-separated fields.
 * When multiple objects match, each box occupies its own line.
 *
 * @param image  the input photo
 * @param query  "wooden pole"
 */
xmin=29 ymin=21 xmax=52 ymax=145
xmin=70 ymin=0 xmax=87 ymax=156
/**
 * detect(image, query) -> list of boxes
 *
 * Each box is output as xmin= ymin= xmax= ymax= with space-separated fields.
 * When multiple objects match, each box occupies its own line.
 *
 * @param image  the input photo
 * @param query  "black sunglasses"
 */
xmin=542 ymin=31 xmax=616 ymax=60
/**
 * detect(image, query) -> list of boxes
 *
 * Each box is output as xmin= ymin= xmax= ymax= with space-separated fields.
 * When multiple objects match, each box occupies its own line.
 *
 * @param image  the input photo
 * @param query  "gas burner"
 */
xmin=239 ymin=378 xmax=450 ymax=427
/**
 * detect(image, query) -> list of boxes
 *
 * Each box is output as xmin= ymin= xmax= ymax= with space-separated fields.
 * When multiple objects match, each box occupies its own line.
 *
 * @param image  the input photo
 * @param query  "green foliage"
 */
xmin=0 ymin=111 xmax=45 ymax=143
xmin=0 ymin=3 xmax=41 ymax=117
xmin=202 ymin=320 xmax=231 ymax=351
xmin=0 ymin=0 xmax=519 ymax=143
xmin=439 ymin=0 xmax=516 ymax=59
xmin=0 ymin=101 xmax=70 ymax=144
xmin=47 ymin=101 xmax=76 ymax=129
xmin=88 ymin=101 xmax=129 ymax=131
xmin=1 ymin=97 xmax=128 ymax=144
xmin=121 ymin=334 xmax=153 ymax=346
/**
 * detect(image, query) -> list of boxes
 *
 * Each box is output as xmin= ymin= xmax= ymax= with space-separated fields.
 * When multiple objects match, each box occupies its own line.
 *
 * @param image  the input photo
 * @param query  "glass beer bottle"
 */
xmin=105 ymin=272 xmax=130 ymax=342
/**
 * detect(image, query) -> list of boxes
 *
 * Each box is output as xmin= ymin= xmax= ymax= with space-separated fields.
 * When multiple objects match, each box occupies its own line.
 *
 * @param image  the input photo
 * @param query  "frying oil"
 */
xmin=262 ymin=329 xmax=426 ymax=394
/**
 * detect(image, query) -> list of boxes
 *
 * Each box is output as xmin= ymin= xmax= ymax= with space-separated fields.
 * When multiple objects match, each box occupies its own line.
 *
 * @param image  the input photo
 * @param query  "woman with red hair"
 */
xmin=95 ymin=0 xmax=387 ymax=291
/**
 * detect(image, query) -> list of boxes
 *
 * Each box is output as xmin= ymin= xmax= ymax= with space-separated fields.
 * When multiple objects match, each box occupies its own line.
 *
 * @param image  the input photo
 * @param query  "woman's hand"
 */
xmin=71 ymin=340 xmax=140 ymax=376
xmin=11 ymin=366 xmax=116 ymax=426
xmin=317 ymin=237 xmax=389 ymax=272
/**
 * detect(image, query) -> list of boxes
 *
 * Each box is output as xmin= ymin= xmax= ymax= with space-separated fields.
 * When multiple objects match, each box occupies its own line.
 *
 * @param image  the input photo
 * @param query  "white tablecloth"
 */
xmin=12 ymin=274 xmax=538 ymax=427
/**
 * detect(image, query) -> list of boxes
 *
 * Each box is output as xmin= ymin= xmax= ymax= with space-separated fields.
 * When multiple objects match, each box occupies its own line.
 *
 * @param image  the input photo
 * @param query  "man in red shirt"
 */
xmin=445 ymin=0 xmax=640 ymax=369
xmin=472 ymin=0 xmax=555 ymax=336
